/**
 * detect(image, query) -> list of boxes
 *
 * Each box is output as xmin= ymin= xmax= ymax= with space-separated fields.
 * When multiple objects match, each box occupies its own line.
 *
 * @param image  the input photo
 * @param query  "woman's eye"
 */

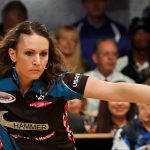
xmin=24 ymin=51 xmax=33 ymax=56
xmin=40 ymin=52 xmax=48 ymax=57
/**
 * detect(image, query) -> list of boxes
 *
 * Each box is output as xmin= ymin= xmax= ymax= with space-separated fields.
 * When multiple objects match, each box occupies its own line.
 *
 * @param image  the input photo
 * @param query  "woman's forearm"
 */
xmin=84 ymin=77 xmax=150 ymax=104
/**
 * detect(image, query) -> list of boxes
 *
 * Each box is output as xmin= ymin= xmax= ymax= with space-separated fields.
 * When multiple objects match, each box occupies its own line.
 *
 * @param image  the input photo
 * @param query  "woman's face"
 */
xmin=108 ymin=102 xmax=130 ymax=118
xmin=9 ymin=33 xmax=49 ymax=83
xmin=57 ymin=30 xmax=78 ymax=57
xmin=138 ymin=104 xmax=150 ymax=124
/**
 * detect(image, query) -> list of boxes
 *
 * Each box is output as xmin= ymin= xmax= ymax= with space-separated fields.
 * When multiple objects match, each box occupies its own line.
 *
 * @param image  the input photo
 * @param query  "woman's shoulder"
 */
xmin=0 ymin=76 xmax=18 ymax=91
xmin=49 ymin=72 xmax=88 ymax=100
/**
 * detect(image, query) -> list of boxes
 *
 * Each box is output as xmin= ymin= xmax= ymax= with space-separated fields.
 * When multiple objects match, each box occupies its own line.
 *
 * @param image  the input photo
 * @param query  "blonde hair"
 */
xmin=55 ymin=25 xmax=85 ymax=73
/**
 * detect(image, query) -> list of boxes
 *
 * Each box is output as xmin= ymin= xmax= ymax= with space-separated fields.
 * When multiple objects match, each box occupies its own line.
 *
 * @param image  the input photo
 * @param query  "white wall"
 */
xmin=129 ymin=0 xmax=150 ymax=19
xmin=0 ymin=0 xmax=85 ymax=32
xmin=0 ymin=0 xmax=149 ymax=32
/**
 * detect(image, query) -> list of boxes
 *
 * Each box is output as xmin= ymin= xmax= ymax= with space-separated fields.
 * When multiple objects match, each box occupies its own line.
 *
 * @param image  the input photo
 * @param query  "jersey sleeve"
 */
xmin=63 ymin=73 xmax=89 ymax=100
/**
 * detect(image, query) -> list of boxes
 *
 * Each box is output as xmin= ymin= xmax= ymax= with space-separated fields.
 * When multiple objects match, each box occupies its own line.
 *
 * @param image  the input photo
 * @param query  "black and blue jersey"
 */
xmin=0 ymin=68 xmax=88 ymax=150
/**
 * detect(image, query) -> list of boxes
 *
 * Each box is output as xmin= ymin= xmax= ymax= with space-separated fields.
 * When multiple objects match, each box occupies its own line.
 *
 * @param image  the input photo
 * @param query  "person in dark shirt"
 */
xmin=115 ymin=17 xmax=150 ymax=83
xmin=73 ymin=0 xmax=130 ymax=67
xmin=0 ymin=1 xmax=28 ymax=37
xmin=68 ymin=112 xmax=85 ymax=133
xmin=0 ymin=21 xmax=150 ymax=150
xmin=67 ymin=99 xmax=87 ymax=133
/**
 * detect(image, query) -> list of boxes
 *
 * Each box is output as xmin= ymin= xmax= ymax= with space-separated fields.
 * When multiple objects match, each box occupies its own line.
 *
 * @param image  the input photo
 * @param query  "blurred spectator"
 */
xmin=96 ymin=101 xmax=137 ymax=134
xmin=67 ymin=99 xmax=87 ymax=133
xmin=68 ymin=99 xmax=97 ymax=133
xmin=73 ymin=0 xmax=130 ymax=68
xmin=55 ymin=26 xmax=91 ymax=133
xmin=84 ymin=38 xmax=134 ymax=117
xmin=68 ymin=99 xmax=86 ymax=115
xmin=115 ymin=17 xmax=150 ymax=83
xmin=0 ymin=1 xmax=28 ymax=37
xmin=112 ymin=79 xmax=150 ymax=150
xmin=55 ymin=25 xmax=91 ymax=73
xmin=68 ymin=113 xmax=85 ymax=133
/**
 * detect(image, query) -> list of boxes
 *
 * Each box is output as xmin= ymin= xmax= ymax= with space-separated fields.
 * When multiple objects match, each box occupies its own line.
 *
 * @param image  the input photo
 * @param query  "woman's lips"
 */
xmin=30 ymin=69 xmax=40 ymax=71
xmin=30 ymin=69 xmax=41 ymax=73
xmin=115 ymin=107 xmax=126 ymax=112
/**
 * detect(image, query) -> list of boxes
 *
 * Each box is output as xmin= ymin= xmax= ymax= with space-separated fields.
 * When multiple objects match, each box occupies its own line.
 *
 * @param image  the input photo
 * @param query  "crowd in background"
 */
xmin=0 ymin=0 xmax=150 ymax=149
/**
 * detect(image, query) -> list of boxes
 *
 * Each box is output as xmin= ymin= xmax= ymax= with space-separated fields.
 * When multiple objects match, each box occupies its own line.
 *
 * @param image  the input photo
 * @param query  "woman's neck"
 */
xmin=20 ymin=81 xmax=32 ymax=96
xmin=112 ymin=116 xmax=127 ymax=128
xmin=143 ymin=122 xmax=150 ymax=132
xmin=15 ymin=68 xmax=33 ymax=95
xmin=19 ymin=76 xmax=32 ymax=96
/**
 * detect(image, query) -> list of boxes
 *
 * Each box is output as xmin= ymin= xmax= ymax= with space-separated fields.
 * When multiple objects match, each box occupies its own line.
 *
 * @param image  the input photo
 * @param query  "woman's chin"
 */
xmin=29 ymin=75 xmax=41 ymax=80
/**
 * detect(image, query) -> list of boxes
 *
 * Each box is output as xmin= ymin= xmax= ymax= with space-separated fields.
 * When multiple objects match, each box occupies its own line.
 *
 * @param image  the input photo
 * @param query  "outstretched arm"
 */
xmin=84 ymin=77 xmax=150 ymax=104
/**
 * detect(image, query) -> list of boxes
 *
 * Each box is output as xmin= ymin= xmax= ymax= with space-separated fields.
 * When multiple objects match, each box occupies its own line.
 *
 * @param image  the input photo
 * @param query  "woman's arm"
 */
xmin=84 ymin=77 xmax=150 ymax=104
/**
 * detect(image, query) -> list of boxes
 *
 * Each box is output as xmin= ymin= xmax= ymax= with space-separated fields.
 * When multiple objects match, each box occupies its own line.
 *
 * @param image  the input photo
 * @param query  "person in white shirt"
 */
xmin=84 ymin=38 xmax=135 ymax=117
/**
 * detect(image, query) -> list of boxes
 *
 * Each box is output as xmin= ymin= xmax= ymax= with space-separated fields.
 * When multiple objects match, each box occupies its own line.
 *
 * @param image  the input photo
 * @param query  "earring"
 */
xmin=45 ymin=63 xmax=50 ymax=69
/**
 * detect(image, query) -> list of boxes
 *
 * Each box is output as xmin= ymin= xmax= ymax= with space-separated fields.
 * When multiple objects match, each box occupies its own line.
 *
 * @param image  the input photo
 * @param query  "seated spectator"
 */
xmin=67 ymin=99 xmax=87 ymax=133
xmin=0 ymin=1 xmax=28 ymax=37
xmin=96 ymin=101 xmax=137 ymax=134
xmin=73 ymin=0 xmax=130 ymax=67
xmin=68 ymin=99 xmax=86 ymax=115
xmin=112 ymin=79 xmax=150 ymax=150
xmin=84 ymin=38 xmax=134 ymax=117
xmin=55 ymin=26 xmax=91 ymax=133
xmin=115 ymin=17 xmax=150 ymax=83
xmin=55 ymin=25 xmax=91 ymax=73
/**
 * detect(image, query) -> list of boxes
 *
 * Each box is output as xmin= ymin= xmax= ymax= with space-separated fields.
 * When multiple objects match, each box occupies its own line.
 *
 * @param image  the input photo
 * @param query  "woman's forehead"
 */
xmin=17 ymin=33 xmax=49 ymax=50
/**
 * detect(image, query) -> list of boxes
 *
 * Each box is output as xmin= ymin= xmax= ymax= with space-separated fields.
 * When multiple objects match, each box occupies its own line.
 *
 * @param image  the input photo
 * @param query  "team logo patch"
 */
xmin=73 ymin=73 xmax=80 ymax=87
xmin=0 ymin=92 xmax=16 ymax=103
xmin=30 ymin=101 xmax=53 ymax=108
xmin=0 ymin=111 xmax=49 ymax=131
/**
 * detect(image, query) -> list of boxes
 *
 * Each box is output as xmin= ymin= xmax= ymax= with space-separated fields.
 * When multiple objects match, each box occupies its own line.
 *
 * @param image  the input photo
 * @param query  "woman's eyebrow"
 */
xmin=23 ymin=48 xmax=49 ymax=51
xmin=24 ymin=48 xmax=35 ymax=51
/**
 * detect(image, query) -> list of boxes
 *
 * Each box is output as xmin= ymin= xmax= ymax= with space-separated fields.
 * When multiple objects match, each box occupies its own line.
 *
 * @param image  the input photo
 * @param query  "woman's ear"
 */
xmin=8 ymin=48 xmax=16 ymax=63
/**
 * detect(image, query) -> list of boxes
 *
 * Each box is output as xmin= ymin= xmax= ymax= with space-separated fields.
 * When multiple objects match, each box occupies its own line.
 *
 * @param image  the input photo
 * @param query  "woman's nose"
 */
xmin=33 ymin=55 xmax=41 ymax=65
